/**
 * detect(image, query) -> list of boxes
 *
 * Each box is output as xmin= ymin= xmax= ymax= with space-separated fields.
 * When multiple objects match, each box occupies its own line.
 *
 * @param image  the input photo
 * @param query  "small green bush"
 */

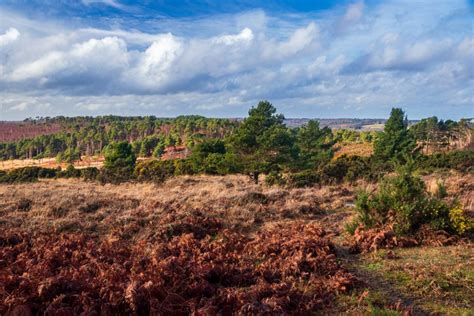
xmin=265 ymin=171 xmax=286 ymax=186
xmin=57 ymin=165 xmax=81 ymax=178
xmin=173 ymin=159 xmax=195 ymax=176
xmin=435 ymin=181 xmax=447 ymax=199
xmin=350 ymin=167 xmax=457 ymax=236
xmin=80 ymin=167 xmax=100 ymax=181
xmin=287 ymin=156 xmax=383 ymax=187
xmin=0 ymin=167 xmax=45 ymax=183
xmin=449 ymin=207 xmax=474 ymax=235
xmin=287 ymin=170 xmax=321 ymax=188
xmin=134 ymin=160 xmax=175 ymax=183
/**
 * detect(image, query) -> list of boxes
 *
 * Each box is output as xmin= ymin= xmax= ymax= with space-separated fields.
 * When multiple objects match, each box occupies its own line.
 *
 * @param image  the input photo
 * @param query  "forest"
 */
xmin=1 ymin=101 xmax=472 ymax=185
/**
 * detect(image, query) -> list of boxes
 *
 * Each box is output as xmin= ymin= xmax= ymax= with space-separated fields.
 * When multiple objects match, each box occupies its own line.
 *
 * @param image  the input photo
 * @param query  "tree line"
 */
xmin=1 ymin=101 xmax=472 ymax=185
xmin=0 ymin=115 xmax=238 ymax=162
xmin=90 ymin=101 xmax=474 ymax=185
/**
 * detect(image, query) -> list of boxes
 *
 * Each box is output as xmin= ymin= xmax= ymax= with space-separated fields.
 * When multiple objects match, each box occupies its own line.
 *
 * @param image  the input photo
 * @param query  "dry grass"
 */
xmin=0 ymin=172 xmax=471 ymax=239
xmin=0 ymin=175 xmax=360 ymax=239
xmin=1 ymin=173 xmax=472 ymax=314
xmin=0 ymin=156 xmax=105 ymax=171
xmin=422 ymin=171 xmax=474 ymax=211
xmin=333 ymin=142 xmax=374 ymax=160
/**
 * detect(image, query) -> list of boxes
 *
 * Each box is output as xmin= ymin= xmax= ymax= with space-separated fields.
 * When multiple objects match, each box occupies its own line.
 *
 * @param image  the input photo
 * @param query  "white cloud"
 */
xmin=279 ymin=22 xmax=319 ymax=56
xmin=213 ymin=28 xmax=254 ymax=45
xmin=82 ymin=0 xmax=126 ymax=10
xmin=10 ymin=102 xmax=29 ymax=111
xmin=343 ymin=1 xmax=364 ymax=24
xmin=0 ymin=27 xmax=20 ymax=46
xmin=0 ymin=0 xmax=472 ymax=120
xmin=10 ymin=52 xmax=66 ymax=81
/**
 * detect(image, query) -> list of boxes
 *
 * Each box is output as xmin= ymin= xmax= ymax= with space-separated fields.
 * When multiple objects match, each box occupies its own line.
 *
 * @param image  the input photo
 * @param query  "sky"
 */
xmin=0 ymin=0 xmax=473 ymax=120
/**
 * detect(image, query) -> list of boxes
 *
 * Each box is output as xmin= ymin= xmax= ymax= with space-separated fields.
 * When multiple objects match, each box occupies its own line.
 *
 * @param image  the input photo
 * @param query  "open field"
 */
xmin=333 ymin=143 xmax=374 ymax=160
xmin=0 ymin=156 xmax=153 ymax=171
xmin=1 ymin=173 xmax=472 ymax=314
xmin=0 ymin=156 xmax=105 ymax=171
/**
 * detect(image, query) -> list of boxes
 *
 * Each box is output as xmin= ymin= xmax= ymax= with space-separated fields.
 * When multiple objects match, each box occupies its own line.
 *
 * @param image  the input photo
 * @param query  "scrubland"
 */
xmin=1 ymin=173 xmax=472 ymax=315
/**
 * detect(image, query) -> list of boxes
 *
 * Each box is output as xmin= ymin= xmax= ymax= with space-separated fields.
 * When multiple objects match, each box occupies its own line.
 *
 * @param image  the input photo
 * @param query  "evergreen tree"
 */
xmin=230 ymin=100 xmax=295 ymax=183
xmin=374 ymin=108 xmax=415 ymax=163
xmin=101 ymin=141 xmax=136 ymax=183
xmin=296 ymin=120 xmax=333 ymax=169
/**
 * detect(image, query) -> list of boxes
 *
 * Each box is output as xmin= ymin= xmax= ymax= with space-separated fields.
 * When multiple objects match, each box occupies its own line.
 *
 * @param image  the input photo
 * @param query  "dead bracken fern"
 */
xmin=0 ymin=221 xmax=356 ymax=315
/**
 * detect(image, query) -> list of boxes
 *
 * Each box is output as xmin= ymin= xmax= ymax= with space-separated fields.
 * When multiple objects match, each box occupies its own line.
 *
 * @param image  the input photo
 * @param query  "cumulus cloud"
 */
xmin=0 ymin=0 xmax=472 ymax=120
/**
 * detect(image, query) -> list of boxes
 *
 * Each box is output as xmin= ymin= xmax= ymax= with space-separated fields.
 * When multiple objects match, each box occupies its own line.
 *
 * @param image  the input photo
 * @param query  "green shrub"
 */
xmin=350 ymin=167 xmax=456 ymax=236
xmin=287 ymin=170 xmax=321 ymax=188
xmin=319 ymin=159 xmax=348 ymax=184
xmin=80 ymin=167 xmax=99 ymax=181
xmin=449 ymin=207 xmax=474 ymax=235
xmin=173 ymin=159 xmax=195 ymax=176
xmin=57 ymin=164 xmax=81 ymax=178
xmin=37 ymin=167 xmax=57 ymax=178
xmin=416 ymin=149 xmax=474 ymax=173
xmin=0 ymin=167 xmax=41 ymax=183
xmin=134 ymin=160 xmax=175 ymax=183
xmin=265 ymin=171 xmax=286 ymax=186
xmin=286 ymin=156 xmax=383 ymax=187
xmin=0 ymin=167 xmax=62 ymax=183
xmin=435 ymin=181 xmax=448 ymax=199
xmin=101 ymin=141 xmax=136 ymax=183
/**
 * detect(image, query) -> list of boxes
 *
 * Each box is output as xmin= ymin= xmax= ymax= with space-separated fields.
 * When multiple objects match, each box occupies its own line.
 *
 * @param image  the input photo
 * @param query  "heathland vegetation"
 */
xmin=1 ymin=101 xmax=473 ymax=315
xmin=1 ymin=101 xmax=472 ymax=184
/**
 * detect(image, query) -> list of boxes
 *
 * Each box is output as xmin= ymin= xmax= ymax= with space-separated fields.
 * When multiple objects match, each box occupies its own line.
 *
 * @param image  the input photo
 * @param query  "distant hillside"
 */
xmin=284 ymin=118 xmax=387 ymax=130
xmin=0 ymin=121 xmax=63 ymax=142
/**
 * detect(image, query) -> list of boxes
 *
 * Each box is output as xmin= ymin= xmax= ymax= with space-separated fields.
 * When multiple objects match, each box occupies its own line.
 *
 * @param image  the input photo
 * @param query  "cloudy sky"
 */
xmin=0 ymin=0 xmax=472 ymax=120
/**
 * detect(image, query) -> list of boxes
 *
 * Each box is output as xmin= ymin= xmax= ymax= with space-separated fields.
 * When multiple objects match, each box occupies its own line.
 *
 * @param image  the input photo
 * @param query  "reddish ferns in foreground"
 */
xmin=1 ymin=221 xmax=356 ymax=315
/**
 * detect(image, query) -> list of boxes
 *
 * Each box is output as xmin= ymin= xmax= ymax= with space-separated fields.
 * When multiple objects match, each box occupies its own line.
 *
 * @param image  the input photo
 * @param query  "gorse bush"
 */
xmin=80 ymin=167 xmax=100 ymax=181
xmin=416 ymin=149 xmax=474 ymax=173
xmin=449 ymin=206 xmax=474 ymax=235
xmin=287 ymin=170 xmax=321 ymax=188
xmin=58 ymin=164 xmax=81 ymax=178
xmin=0 ymin=167 xmax=56 ymax=183
xmin=350 ymin=166 xmax=466 ymax=236
xmin=285 ymin=155 xmax=384 ymax=188
xmin=134 ymin=160 xmax=175 ymax=183
xmin=265 ymin=170 xmax=286 ymax=186
xmin=0 ymin=165 xmax=99 ymax=183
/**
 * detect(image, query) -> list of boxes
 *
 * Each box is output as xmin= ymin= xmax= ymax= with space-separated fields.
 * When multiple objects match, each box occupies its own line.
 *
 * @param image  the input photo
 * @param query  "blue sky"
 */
xmin=0 ymin=0 xmax=472 ymax=120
